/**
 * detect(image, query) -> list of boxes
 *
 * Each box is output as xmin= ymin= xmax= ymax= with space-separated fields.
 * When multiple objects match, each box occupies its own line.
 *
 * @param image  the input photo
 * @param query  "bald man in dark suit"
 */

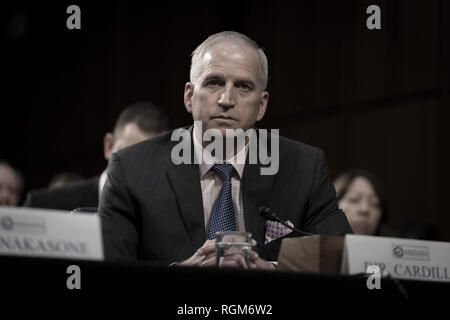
xmin=100 ymin=31 xmax=352 ymax=269
xmin=24 ymin=102 xmax=170 ymax=212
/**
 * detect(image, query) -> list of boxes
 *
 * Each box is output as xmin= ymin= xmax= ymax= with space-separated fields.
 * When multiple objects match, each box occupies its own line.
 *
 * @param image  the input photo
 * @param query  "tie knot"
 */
xmin=211 ymin=163 xmax=235 ymax=181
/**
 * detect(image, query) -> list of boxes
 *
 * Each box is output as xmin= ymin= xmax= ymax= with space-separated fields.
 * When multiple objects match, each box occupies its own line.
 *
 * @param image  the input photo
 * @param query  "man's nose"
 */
xmin=218 ymin=85 xmax=235 ymax=109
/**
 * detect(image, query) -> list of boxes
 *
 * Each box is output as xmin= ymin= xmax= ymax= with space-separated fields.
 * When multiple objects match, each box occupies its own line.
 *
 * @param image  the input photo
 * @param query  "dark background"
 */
xmin=2 ymin=0 xmax=449 ymax=240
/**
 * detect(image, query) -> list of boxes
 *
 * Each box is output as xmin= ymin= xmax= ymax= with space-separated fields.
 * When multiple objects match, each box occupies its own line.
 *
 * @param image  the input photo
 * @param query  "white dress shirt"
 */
xmin=98 ymin=170 xmax=108 ymax=203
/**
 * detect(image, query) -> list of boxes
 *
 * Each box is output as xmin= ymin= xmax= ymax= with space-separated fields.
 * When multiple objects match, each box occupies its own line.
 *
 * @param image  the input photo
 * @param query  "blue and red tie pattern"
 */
xmin=207 ymin=163 xmax=236 ymax=239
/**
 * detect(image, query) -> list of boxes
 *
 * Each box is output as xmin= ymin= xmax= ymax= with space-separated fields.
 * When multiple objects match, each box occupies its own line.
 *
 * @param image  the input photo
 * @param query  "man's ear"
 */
xmin=103 ymin=132 xmax=114 ymax=161
xmin=184 ymin=82 xmax=194 ymax=113
xmin=256 ymin=91 xmax=269 ymax=122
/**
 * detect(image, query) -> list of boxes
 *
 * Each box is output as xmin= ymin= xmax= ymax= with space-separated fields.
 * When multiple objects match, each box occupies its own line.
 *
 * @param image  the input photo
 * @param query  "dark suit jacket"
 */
xmin=99 ymin=129 xmax=352 ymax=263
xmin=23 ymin=176 xmax=99 ymax=211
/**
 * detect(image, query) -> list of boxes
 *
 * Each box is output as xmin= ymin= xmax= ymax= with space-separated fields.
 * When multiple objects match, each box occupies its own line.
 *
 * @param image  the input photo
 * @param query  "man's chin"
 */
xmin=204 ymin=124 xmax=239 ymax=135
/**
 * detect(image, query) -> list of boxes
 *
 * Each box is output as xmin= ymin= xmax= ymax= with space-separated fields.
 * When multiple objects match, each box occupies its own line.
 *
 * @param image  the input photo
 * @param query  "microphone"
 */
xmin=259 ymin=206 xmax=314 ymax=236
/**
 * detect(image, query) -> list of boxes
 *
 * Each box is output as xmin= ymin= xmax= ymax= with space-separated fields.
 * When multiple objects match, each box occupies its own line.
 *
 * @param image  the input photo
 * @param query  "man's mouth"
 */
xmin=211 ymin=115 xmax=236 ymax=121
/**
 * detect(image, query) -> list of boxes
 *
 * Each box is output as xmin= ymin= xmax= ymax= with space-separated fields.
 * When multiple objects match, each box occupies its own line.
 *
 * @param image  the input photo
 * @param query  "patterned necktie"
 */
xmin=207 ymin=163 xmax=236 ymax=239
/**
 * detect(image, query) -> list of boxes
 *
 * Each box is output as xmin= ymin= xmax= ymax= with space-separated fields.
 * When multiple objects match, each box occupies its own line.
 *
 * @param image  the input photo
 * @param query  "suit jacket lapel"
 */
xmin=242 ymin=130 xmax=276 ymax=252
xmin=242 ymin=164 xmax=275 ymax=252
xmin=166 ymin=127 xmax=206 ymax=253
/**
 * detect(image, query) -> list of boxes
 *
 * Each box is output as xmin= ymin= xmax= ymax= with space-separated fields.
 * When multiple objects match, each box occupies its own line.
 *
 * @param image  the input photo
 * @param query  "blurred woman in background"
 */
xmin=334 ymin=170 xmax=387 ymax=236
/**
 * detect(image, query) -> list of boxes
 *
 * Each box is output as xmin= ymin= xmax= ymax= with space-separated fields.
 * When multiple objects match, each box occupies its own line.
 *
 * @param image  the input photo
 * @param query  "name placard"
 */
xmin=340 ymin=234 xmax=450 ymax=282
xmin=0 ymin=207 xmax=103 ymax=260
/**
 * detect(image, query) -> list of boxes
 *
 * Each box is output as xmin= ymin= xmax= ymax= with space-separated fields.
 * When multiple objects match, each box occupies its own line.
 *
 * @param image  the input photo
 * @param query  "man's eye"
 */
xmin=206 ymin=80 xmax=222 ymax=87
xmin=236 ymin=83 xmax=252 ymax=91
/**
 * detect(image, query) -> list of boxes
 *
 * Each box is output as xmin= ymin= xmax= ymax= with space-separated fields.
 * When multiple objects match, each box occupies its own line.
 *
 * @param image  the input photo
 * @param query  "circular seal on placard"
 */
xmin=393 ymin=245 xmax=404 ymax=258
xmin=0 ymin=216 xmax=14 ymax=230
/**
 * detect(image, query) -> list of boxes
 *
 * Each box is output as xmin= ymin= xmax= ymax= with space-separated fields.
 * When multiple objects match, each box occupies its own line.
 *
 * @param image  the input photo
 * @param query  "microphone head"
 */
xmin=259 ymin=206 xmax=278 ymax=222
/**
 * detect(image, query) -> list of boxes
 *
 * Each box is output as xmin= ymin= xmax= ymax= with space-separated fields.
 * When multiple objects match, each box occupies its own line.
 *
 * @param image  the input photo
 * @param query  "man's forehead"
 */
xmin=0 ymin=164 xmax=14 ymax=175
xmin=201 ymin=41 xmax=258 ymax=62
xmin=198 ymin=42 xmax=261 ymax=80
xmin=0 ymin=165 xmax=17 ymax=182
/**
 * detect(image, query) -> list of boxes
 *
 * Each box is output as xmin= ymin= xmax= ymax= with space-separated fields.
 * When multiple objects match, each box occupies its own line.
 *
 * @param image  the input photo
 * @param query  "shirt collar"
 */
xmin=98 ymin=170 xmax=108 ymax=197
xmin=193 ymin=124 xmax=247 ymax=180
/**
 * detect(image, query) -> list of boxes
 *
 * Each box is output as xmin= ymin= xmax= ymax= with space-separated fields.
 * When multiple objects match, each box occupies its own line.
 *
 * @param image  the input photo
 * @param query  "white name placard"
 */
xmin=341 ymin=234 xmax=450 ymax=282
xmin=0 ymin=207 xmax=103 ymax=260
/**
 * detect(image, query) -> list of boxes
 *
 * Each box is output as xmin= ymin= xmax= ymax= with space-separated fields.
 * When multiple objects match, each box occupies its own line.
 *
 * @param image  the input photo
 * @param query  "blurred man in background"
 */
xmin=23 ymin=101 xmax=170 ymax=211
xmin=0 ymin=160 xmax=24 ymax=206
xmin=48 ymin=172 xmax=84 ymax=189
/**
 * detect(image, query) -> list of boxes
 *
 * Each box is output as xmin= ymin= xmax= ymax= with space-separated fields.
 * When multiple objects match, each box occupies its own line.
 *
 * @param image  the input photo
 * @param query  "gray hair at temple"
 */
xmin=189 ymin=31 xmax=269 ymax=90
